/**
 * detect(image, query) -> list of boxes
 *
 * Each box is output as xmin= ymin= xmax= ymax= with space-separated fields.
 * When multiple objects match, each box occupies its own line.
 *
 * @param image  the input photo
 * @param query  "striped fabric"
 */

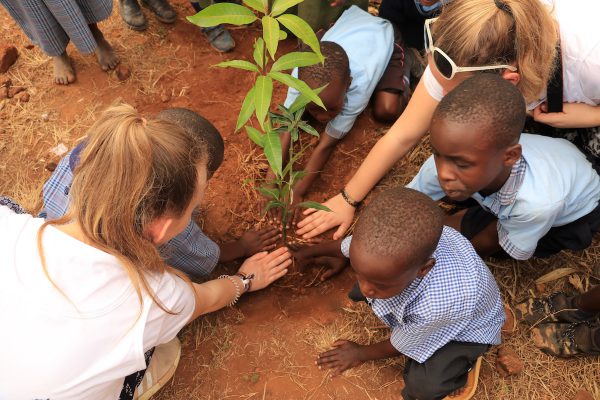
xmin=0 ymin=0 xmax=112 ymax=56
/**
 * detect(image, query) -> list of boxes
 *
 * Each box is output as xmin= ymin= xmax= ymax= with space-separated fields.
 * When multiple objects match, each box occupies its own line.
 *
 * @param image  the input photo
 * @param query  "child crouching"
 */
xmin=300 ymin=187 xmax=504 ymax=399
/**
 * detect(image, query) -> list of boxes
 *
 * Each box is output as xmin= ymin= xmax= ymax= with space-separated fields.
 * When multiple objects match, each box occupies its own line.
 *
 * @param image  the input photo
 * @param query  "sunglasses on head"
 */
xmin=424 ymin=18 xmax=517 ymax=80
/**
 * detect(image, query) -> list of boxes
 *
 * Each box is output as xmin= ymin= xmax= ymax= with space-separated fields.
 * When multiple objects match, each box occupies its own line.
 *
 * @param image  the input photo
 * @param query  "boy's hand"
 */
xmin=240 ymin=228 xmax=281 ymax=257
xmin=237 ymin=247 xmax=291 ymax=291
xmin=316 ymin=340 xmax=365 ymax=375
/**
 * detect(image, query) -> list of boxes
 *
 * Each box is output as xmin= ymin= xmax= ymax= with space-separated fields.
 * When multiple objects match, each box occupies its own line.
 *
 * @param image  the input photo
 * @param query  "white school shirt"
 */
xmin=0 ymin=206 xmax=195 ymax=400
xmin=283 ymin=6 xmax=394 ymax=139
xmin=407 ymin=134 xmax=600 ymax=260
xmin=423 ymin=0 xmax=600 ymax=108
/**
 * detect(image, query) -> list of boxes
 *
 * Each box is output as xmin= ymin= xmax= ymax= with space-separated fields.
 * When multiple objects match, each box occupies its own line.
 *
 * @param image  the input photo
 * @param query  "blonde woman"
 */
xmin=0 ymin=104 xmax=291 ymax=399
xmin=297 ymin=0 xmax=600 ymax=240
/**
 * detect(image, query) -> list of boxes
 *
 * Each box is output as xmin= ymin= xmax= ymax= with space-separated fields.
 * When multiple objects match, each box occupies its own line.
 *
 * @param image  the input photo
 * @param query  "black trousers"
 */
xmin=402 ymin=341 xmax=489 ymax=400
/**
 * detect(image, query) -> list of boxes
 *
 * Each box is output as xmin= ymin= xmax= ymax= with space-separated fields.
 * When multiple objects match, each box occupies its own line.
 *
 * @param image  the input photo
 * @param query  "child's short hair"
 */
xmin=298 ymin=41 xmax=350 ymax=89
xmin=156 ymin=108 xmax=224 ymax=175
xmin=433 ymin=74 xmax=526 ymax=149
xmin=353 ymin=187 xmax=443 ymax=266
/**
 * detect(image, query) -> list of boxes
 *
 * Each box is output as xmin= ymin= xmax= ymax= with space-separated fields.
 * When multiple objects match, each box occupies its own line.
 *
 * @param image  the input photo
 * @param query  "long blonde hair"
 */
xmin=37 ymin=103 xmax=207 ymax=313
xmin=433 ymin=0 xmax=558 ymax=103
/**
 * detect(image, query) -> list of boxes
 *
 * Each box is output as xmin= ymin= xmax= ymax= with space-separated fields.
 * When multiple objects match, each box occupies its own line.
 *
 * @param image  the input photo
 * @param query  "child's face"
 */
xmin=430 ymin=118 xmax=519 ymax=201
xmin=305 ymin=76 xmax=350 ymax=124
xmin=349 ymin=244 xmax=434 ymax=299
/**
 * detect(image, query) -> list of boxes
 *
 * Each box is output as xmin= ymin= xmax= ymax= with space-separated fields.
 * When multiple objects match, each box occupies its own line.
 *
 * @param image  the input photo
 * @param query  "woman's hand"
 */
xmin=533 ymin=102 xmax=600 ymax=129
xmin=296 ymin=193 xmax=355 ymax=240
xmin=237 ymin=247 xmax=291 ymax=292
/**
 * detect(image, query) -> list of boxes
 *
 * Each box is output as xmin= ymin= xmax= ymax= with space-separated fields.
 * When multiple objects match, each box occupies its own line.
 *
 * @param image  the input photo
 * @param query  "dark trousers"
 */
xmin=402 ymin=341 xmax=489 ymax=400
xmin=461 ymin=202 xmax=600 ymax=259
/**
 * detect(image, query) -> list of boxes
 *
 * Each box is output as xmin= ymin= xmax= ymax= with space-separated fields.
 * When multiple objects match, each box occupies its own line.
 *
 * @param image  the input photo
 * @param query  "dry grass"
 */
xmin=2 ymin=2 xmax=600 ymax=400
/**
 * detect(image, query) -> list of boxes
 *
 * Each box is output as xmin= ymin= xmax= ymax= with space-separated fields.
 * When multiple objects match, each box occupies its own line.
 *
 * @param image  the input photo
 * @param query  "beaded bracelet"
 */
xmin=218 ymin=275 xmax=242 ymax=306
xmin=341 ymin=188 xmax=362 ymax=208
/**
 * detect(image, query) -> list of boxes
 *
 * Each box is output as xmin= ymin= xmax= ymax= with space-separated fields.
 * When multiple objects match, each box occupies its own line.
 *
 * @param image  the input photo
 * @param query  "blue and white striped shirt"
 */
xmin=40 ymin=146 xmax=220 ymax=281
xmin=341 ymin=226 xmax=504 ymax=363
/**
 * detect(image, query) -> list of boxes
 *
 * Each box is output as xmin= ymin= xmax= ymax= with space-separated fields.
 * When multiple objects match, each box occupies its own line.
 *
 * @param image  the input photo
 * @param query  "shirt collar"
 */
xmin=495 ymin=156 xmax=527 ymax=206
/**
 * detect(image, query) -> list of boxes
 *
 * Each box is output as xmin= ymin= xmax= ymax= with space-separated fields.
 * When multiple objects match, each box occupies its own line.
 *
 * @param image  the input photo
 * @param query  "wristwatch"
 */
xmin=235 ymin=272 xmax=255 ymax=293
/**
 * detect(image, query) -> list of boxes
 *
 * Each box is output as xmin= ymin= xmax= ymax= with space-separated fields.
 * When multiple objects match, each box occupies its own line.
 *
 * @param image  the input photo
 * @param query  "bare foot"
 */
xmin=90 ymin=24 xmax=119 ymax=71
xmin=496 ymin=346 xmax=523 ymax=377
xmin=52 ymin=52 xmax=76 ymax=85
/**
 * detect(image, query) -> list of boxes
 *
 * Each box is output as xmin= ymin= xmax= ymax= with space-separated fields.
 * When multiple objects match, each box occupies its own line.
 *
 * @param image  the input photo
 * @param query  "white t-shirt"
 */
xmin=0 ymin=206 xmax=195 ymax=400
xmin=423 ymin=0 xmax=600 ymax=108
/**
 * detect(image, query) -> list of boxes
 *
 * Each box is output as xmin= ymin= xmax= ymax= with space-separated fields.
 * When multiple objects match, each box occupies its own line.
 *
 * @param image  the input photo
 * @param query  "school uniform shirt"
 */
xmin=0 ymin=206 xmax=195 ymax=400
xmin=408 ymin=134 xmax=600 ymax=260
xmin=422 ymin=0 xmax=600 ymax=109
xmin=340 ymin=226 xmax=504 ymax=363
xmin=283 ymin=6 xmax=394 ymax=139
xmin=40 ymin=143 xmax=220 ymax=280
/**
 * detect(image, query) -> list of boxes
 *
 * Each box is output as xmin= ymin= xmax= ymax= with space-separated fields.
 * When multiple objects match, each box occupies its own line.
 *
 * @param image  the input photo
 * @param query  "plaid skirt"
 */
xmin=0 ymin=0 xmax=112 ymax=56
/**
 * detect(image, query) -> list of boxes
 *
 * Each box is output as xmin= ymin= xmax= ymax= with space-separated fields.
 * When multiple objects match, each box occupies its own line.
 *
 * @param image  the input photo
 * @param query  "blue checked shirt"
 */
xmin=40 ymin=145 xmax=220 ymax=280
xmin=408 ymin=134 xmax=600 ymax=260
xmin=341 ymin=226 xmax=504 ymax=363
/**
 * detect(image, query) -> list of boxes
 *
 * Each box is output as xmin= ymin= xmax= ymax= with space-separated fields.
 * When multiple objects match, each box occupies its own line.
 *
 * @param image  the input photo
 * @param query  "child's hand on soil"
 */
xmin=239 ymin=228 xmax=281 ymax=256
xmin=237 ymin=247 xmax=292 ymax=291
xmin=316 ymin=339 xmax=365 ymax=375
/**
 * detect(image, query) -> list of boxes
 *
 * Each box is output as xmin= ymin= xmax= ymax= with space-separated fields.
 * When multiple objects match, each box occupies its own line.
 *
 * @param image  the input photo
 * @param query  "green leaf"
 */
xmin=270 ymin=52 xmax=321 ymax=72
xmin=262 ymin=16 xmax=280 ymax=60
xmin=253 ymin=37 xmax=265 ymax=68
xmin=214 ymin=59 xmax=259 ymax=72
xmin=295 ymin=201 xmax=331 ymax=212
xmin=279 ymin=30 xmax=288 ymax=40
xmin=288 ymin=84 xmax=327 ymax=113
xmin=187 ymin=3 xmax=258 ymax=27
xmin=254 ymin=75 xmax=273 ymax=129
xmin=263 ymin=130 xmax=283 ymax=176
xmin=276 ymin=14 xmax=323 ymax=60
xmin=236 ymin=87 xmax=256 ymax=131
xmin=299 ymin=122 xmax=319 ymax=137
xmin=271 ymin=0 xmax=304 ymax=17
xmin=268 ymin=71 xmax=324 ymax=108
xmin=290 ymin=170 xmax=308 ymax=186
xmin=263 ymin=200 xmax=284 ymax=216
xmin=245 ymin=125 xmax=265 ymax=147
xmin=258 ymin=186 xmax=280 ymax=200
xmin=243 ymin=0 xmax=266 ymax=13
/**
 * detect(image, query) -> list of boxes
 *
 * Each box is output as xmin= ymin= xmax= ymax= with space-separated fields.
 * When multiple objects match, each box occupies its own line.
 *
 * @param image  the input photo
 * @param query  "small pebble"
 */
xmin=41 ymin=113 xmax=49 ymax=122
xmin=160 ymin=90 xmax=170 ymax=103
xmin=115 ymin=65 xmax=131 ymax=81
xmin=45 ymin=162 xmax=57 ymax=172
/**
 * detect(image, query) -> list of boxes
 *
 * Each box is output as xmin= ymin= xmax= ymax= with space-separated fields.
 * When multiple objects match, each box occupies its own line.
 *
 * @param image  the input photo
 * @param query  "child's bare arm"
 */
xmin=316 ymin=339 xmax=400 ymax=376
xmin=293 ymin=134 xmax=339 ymax=201
xmin=219 ymin=228 xmax=280 ymax=262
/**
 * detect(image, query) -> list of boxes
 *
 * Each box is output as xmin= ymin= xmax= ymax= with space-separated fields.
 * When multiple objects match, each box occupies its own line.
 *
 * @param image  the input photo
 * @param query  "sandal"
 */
xmin=532 ymin=320 xmax=600 ymax=358
xmin=134 ymin=337 xmax=182 ymax=400
xmin=443 ymin=356 xmax=482 ymax=400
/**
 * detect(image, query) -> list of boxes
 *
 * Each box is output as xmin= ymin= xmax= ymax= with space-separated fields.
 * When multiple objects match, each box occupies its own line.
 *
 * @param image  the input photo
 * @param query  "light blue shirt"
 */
xmin=408 ymin=134 xmax=600 ymax=260
xmin=283 ymin=6 xmax=394 ymax=139
xmin=341 ymin=227 xmax=504 ymax=363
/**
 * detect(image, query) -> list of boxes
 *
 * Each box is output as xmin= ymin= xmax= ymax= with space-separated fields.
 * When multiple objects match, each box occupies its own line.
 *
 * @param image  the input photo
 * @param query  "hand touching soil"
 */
xmin=316 ymin=340 xmax=365 ymax=375
xmin=239 ymin=228 xmax=281 ymax=256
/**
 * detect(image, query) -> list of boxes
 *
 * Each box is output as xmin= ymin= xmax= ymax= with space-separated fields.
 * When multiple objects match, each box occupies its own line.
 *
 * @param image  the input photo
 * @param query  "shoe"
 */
xmin=202 ymin=25 xmax=236 ymax=53
xmin=443 ymin=356 xmax=482 ymax=400
xmin=141 ymin=0 xmax=177 ymax=24
xmin=532 ymin=320 xmax=600 ymax=358
xmin=119 ymin=0 xmax=148 ymax=31
xmin=133 ymin=337 xmax=182 ymax=400
xmin=515 ymin=292 xmax=596 ymax=325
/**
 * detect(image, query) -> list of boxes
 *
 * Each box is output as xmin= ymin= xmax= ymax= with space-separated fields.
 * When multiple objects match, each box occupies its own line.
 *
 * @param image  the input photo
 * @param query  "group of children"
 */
xmin=2 ymin=0 xmax=600 ymax=399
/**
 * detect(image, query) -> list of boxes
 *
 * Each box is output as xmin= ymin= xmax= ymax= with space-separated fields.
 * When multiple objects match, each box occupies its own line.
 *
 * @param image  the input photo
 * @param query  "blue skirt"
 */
xmin=0 ymin=0 xmax=112 ymax=56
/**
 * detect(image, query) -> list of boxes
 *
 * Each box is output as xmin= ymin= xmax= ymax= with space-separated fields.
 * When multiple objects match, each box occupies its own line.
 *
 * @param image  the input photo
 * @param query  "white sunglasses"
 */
xmin=424 ymin=17 xmax=517 ymax=80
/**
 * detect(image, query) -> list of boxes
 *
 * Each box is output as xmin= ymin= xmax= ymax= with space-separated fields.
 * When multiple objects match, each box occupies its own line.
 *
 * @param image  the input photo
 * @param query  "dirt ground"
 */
xmin=1 ymin=1 xmax=599 ymax=399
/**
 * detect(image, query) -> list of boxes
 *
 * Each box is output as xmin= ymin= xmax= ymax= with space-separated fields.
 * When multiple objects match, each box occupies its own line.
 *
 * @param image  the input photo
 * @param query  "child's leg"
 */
xmin=88 ymin=23 xmax=119 ymax=71
xmin=402 ymin=341 xmax=489 ymax=400
xmin=446 ymin=206 xmax=506 ymax=259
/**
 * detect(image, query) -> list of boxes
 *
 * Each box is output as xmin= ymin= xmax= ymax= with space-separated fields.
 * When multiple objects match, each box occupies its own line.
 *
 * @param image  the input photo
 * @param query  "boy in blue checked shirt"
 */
xmin=296 ymin=187 xmax=504 ymax=399
xmin=407 ymin=74 xmax=600 ymax=261
xmin=40 ymin=108 xmax=279 ymax=282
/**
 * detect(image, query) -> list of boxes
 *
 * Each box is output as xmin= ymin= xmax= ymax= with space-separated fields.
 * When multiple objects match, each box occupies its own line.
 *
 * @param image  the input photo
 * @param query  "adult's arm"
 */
xmin=188 ymin=247 xmax=291 ymax=321
xmin=533 ymin=103 xmax=600 ymax=129
xmin=296 ymin=78 xmax=440 ymax=239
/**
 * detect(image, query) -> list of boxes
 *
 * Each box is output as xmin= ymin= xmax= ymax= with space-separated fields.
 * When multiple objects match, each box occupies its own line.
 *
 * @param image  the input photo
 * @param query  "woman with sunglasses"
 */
xmin=296 ymin=0 xmax=600 ymax=241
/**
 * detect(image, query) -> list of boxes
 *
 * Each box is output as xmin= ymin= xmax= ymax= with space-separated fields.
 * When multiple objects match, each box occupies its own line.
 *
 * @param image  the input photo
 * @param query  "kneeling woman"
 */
xmin=0 ymin=104 xmax=291 ymax=399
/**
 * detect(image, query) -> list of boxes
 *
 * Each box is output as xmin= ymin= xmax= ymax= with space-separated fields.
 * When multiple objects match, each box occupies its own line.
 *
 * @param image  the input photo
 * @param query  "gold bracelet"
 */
xmin=218 ymin=275 xmax=242 ymax=306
